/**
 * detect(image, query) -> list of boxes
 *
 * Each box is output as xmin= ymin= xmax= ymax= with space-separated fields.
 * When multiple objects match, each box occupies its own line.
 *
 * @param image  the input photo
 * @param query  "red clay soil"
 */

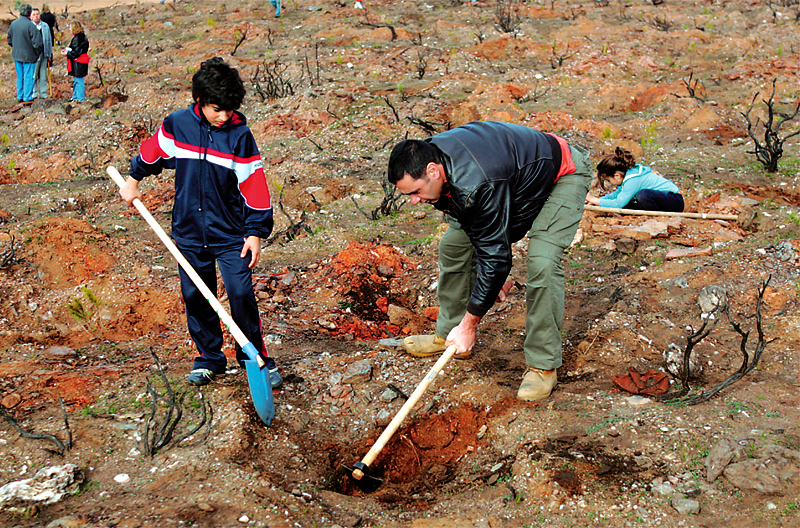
xmin=313 ymin=240 xmax=420 ymax=340
xmin=338 ymin=398 xmax=518 ymax=498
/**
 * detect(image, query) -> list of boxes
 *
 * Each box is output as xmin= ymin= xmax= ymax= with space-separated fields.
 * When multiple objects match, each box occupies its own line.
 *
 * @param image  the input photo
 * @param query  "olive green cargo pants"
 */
xmin=434 ymin=145 xmax=592 ymax=370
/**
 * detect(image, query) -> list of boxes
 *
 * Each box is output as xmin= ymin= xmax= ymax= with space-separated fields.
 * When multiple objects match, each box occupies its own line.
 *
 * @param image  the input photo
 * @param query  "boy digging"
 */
xmin=120 ymin=57 xmax=281 ymax=388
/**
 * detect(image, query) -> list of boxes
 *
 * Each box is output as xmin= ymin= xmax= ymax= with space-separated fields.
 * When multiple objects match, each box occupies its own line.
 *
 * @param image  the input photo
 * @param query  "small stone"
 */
xmin=624 ymin=395 xmax=652 ymax=406
xmin=341 ymin=360 xmax=372 ymax=384
xmin=43 ymin=346 xmax=76 ymax=360
xmin=615 ymin=237 xmax=636 ymax=254
xmin=238 ymin=515 xmax=249 ymax=523
xmin=1 ymin=393 xmax=22 ymax=409
xmin=651 ymin=481 xmax=676 ymax=496
xmin=44 ymin=515 xmax=89 ymax=527
xmin=671 ymin=497 xmax=701 ymax=515
xmin=376 ymin=409 xmax=391 ymax=427
xmin=113 ymin=474 xmax=130 ymax=484
xmin=477 ymin=424 xmax=488 ymax=440
xmin=197 ymin=502 xmax=214 ymax=512
xmin=379 ymin=389 xmax=397 ymax=402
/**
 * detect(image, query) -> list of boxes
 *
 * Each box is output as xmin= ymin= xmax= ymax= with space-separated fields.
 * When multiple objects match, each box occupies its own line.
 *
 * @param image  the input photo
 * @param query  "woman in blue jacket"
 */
xmin=586 ymin=147 xmax=684 ymax=212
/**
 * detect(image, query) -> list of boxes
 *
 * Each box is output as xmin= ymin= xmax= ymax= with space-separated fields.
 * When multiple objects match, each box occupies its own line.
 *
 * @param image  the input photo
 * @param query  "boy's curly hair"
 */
xmin=191 ymin=57 xmax=246 ymax=111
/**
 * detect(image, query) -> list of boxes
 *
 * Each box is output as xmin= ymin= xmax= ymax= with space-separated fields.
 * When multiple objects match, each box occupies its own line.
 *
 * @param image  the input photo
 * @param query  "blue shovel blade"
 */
xmin=241 ymin=342 xmax=275 ymax=426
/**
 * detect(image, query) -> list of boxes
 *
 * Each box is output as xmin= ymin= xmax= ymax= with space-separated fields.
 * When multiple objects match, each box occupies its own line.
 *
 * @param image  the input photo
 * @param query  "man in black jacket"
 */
xmin=388 ymin=121 xmax=591 ymax=400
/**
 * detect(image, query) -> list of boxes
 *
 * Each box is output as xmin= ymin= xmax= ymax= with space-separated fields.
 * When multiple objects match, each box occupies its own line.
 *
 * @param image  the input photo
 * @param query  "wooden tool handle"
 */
xmin=107 ymin=166 xmax=264 ymax=367
xmin=355 ymin=345 xmax=458 ymax=476
xmin=584 ymin=204 xmax=738 ymax=221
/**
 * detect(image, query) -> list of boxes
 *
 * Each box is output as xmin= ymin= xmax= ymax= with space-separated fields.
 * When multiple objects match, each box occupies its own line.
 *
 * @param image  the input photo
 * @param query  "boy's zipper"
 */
xmin=200 ymin=124 xmax=212 ymax=248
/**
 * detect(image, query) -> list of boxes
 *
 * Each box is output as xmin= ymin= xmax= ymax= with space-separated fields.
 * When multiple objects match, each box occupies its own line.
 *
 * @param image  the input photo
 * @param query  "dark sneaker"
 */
xmin=187 ymin=368 xmax=215 ymax=386
xmin=269 ymin=367 xmax=283 ymax=389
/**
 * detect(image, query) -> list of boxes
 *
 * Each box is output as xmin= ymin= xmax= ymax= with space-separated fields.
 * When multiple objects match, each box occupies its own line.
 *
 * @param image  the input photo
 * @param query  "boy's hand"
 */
xmin=241 ymin=236 xmax=261 ymax=268
xmin=119 ymin=177 xmax=142 ymax=207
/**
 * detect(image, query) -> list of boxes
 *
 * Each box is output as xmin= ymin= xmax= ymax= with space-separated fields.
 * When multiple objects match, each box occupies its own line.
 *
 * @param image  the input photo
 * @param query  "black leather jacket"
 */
xmin=428 ymin=121 xmax=563 ymax=317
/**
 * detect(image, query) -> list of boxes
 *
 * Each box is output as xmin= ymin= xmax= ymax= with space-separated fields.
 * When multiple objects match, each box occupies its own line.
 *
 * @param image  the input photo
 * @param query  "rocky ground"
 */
xmin=0 ymin=1 xmax=799 ymax=527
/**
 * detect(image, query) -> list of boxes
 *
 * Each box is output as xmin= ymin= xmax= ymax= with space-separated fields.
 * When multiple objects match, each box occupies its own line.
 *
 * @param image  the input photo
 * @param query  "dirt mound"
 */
xmin=310 ymin=240 xmax=425 ymax=339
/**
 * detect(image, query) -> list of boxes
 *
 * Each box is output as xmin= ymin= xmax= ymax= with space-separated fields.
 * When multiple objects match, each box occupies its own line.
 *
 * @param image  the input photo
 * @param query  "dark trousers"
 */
xmin=624 ymin=190 xmax=684 ymax=213
xmin=178 ymin=245 xmax=273 ymax=374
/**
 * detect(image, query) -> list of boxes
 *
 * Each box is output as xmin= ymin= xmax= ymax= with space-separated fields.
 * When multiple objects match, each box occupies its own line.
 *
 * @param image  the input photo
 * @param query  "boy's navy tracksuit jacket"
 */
xmin=130 ymin=103 xmax=273 ymax=249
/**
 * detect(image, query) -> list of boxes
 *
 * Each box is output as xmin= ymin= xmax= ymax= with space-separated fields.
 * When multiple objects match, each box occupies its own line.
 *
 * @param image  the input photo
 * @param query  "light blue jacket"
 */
xmin=36 ymin=21 xmax=53 ymax=59
xmin=598 ymin=164 xmax=679 ymax=208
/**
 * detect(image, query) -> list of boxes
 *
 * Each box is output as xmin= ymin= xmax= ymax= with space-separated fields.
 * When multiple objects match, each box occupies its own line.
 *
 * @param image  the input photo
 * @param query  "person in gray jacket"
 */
xmin=31 ymin=8 xmax=53 ymax=99
xmin=388 ymin=121 xmax=592 ymax=401
xmin=7 ymin=4 xmax=43 ymax=103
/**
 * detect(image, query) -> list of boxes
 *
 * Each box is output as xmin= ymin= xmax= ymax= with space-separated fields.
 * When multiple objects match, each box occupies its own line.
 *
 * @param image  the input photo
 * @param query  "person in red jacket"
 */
xmin=60 ymin=20 xmax=89 ymax=101
xmin=119 ymin=57 xmax=281 ymax=388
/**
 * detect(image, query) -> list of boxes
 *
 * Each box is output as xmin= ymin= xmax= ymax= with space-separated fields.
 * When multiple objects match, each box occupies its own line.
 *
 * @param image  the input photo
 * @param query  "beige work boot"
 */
xmin=517 ymin=367 xmax=557 ymax=400
xmin=402 ymin=334 xmax=472 ymax=359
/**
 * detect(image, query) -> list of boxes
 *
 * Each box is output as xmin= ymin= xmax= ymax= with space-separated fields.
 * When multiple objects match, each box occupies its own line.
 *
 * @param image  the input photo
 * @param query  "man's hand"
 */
xmin=446 ymin=312 xmax=481 ymax=355
xmin=119 ymin=176 xmax=142 ymax=207
xmin=241 ymin=236 xmax=261 ymax=269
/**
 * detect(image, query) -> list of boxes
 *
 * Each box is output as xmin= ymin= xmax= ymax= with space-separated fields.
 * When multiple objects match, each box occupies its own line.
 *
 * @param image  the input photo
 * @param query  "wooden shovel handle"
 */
xmin=353 ymin=344 xmax=458 ymax=479
xmin=584 ymin=204 xmax=738 ymax=221
xmin=106 ymin=166 xmax=264 ymax=367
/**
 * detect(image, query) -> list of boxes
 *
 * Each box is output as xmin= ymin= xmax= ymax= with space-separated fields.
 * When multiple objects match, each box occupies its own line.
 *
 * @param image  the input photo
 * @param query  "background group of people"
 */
xmin=7 ymin=3 xmax=89 ymax=103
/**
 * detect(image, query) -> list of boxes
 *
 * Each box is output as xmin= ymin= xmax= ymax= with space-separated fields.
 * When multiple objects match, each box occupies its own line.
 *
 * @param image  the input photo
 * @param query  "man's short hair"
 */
xmin=18 ymin=3 xmax=33 ymax=17
xmin=191 ymin=57 xmax=246 ymax=111
xmin=387 ymin=139 xmax=440 ymax=184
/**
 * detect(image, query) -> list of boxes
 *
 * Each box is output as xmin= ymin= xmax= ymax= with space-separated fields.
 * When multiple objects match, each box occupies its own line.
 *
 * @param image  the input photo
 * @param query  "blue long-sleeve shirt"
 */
xmin=598 ymin=164 xmax=679 ymax=208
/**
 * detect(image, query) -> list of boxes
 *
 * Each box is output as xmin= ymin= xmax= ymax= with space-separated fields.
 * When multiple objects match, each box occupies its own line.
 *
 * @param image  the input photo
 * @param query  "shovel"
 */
xmin=106 ymin=166 xmax=275 ymax=426
xmin=345 ymin=344 xmax=458 ymax=492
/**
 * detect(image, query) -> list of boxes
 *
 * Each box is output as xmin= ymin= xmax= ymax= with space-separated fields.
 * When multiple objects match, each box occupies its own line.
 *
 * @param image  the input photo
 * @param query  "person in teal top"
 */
xmin=585 ymin=147 xmax=684 ymax=212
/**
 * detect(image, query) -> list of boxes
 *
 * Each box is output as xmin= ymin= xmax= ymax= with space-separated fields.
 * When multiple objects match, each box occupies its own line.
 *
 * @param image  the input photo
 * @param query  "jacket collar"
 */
xmin=191 ymin=103 xmax=245 ymax=129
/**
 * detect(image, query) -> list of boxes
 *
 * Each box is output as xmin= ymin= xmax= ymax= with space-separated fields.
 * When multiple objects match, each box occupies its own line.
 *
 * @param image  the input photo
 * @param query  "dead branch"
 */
xmin=382 ymin=96 xmax=400 ymax=123
xmin=267 ymin=181 xmax=313 ymax=244
xmin=360 ymin=23 xmax=397 ymax=40
xmin=173 ymin=390 xmax=212 ymax=447
xmin=679 ymin=71 xmax=707 ymax=102
xmin=550 ymin=41 xmax=573 ymax=70
xmin=658 ymin=277 xmax=776 ymax=405
xmin=415 ymin=48 xmax=430 ymax=80
xmin=494 ymin=0 xmax=521 ymax=36
xmin=306 ymin=137 xmax=324 ymax=151
xmin=143 ymin=348 xmax=194 ymax=456
xmin=741 ymin=78 xmax=800 ymax=172
xmin=230 ymin=27 xmax=248 ymax=56
xmin=250 ymin=58 xmax=296 ymax=101
xmin=649 ymin=15 xmax=671 ymax=31
xmin=680 ymin=277 xmax=777 ymax=405
xmin=406 ymin=116 xmax=450 ymax=136
xmin=656 ymin=303 xmax=722 ymax=402
xmin=59 ymin=398 xmax=73 ymax=450
xmin=95 ymin=64 xmax=105 ymax=88
xmin=0 ymin=406 xmax=67 ymax=455
xmin=352 ymin=180 xmax=406 ymax=220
